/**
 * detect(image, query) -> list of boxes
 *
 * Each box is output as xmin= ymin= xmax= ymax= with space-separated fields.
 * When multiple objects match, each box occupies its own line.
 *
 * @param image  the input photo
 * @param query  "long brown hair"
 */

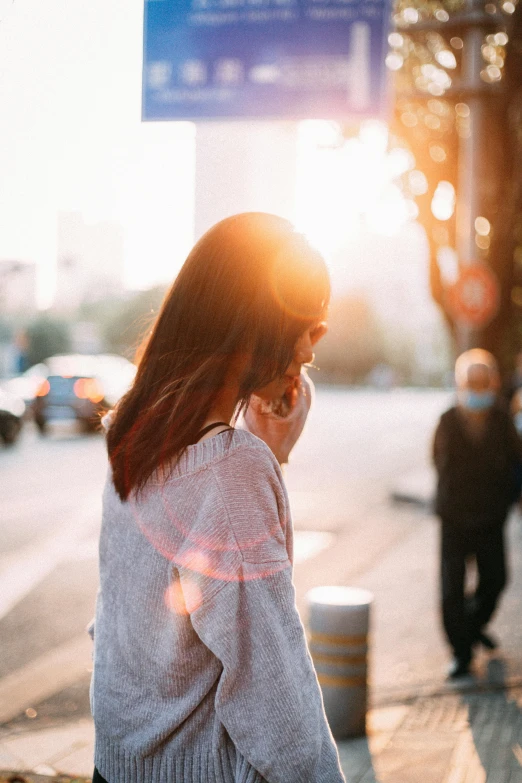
xmin=108 ymin=212 xmax=329 ymax=500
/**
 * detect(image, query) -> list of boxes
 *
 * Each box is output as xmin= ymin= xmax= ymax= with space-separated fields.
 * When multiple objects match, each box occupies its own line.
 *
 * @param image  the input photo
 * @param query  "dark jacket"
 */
xmin=433 ymin=405 xmax=522 ymax=527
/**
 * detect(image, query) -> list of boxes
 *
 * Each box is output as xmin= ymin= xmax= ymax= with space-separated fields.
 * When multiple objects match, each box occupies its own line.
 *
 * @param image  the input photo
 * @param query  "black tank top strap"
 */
xmin=192 ymin=421 xmax=233 ymax=444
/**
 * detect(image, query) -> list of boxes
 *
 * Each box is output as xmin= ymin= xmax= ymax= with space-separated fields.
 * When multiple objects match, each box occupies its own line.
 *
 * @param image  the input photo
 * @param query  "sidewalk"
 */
xmin=2 ymin=468 xmax=522 ymax=783
xmin=339 ymin=681 xmax=522 ymax=783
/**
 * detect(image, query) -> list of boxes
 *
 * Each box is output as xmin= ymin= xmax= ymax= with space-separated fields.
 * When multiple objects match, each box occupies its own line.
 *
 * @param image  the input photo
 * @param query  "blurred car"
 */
xmin=30 ymin=354 xmax=136 ymax=435
xmin=3 ymin=363 xmax=49 ymax=404
xmin=0 ymin=388 xmax=26 ymax=445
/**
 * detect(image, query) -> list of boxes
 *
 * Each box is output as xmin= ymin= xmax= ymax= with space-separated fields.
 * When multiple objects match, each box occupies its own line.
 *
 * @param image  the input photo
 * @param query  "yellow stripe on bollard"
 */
xmin=310 ymin=631 xmax=368 ymax=646
xmin=317 ymin=672 xmax=367 ymax=688
xmin=311 ymin=651 xmax=367 ymax=666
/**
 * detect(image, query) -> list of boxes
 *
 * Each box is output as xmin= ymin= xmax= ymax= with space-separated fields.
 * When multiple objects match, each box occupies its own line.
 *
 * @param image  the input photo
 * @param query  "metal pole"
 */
xmin=456 ymin=0 xmax=486 ymax=351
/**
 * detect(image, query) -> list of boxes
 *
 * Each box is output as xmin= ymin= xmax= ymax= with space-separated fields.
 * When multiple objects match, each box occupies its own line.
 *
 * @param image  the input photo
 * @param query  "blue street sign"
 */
xmin=142 ymin=0 xmax=391 ymax=121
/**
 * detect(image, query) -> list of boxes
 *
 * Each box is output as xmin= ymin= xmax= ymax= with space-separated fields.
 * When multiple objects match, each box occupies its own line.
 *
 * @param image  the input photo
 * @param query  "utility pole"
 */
xmin=456 ymin=0 xmax=488 ymax=352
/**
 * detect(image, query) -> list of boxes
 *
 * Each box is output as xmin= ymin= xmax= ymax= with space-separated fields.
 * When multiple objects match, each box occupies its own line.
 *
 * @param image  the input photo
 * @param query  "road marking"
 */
xmin=1 ymin=491 xmax=86 ymax=524
xmin=0 ymin=501 xmax=100 ymax=621
xmin=293 ymin=530 xmax=334 ymax=565
xmin=0 ymin=633 xmax=92 ymax=724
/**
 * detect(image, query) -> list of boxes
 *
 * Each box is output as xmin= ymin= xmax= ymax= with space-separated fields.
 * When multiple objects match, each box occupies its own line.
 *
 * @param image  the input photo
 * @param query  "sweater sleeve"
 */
xmin=506 ymin=410 xmax=522 ymax=462
xmin=187 ymin=568 xmax=344 ymax=783
xmin=432 ymin=414 xmax=447 ymax=473
xmin=178 ymin=444 xmax=344 ymax=783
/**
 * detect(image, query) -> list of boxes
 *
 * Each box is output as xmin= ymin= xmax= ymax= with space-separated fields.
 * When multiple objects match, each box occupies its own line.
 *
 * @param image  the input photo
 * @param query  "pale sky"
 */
xmin=0 ymin=0 xmax=438 ymax=337
xmin=0 ymin=0 xmax=195 ymax=304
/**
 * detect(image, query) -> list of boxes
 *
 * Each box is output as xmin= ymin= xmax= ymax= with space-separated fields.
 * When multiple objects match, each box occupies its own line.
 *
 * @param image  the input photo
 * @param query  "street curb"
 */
xmin=0 ymin=774 xmax=90 ymax=783
xmin=371 ymin=673 xmax=522 ymax=708
xmin=389 ymin=489 xmax=433 ymax=510
xmin=389 ymin=468 xmax=435 ymax=510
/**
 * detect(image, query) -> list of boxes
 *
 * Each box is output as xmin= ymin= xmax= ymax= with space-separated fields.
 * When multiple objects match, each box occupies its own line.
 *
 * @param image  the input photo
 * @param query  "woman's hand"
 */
xmin=281 ymin=374 xmax=302 ymax=415
xmin=242 ymin=371 xmax=314 ymax=464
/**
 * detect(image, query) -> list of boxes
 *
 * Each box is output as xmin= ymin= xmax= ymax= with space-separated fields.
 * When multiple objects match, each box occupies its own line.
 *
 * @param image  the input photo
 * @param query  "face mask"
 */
xmin=458 ymin=390 xmax=496 ymax=411
xmin=515 ymin=411 xmax=522 ymax=435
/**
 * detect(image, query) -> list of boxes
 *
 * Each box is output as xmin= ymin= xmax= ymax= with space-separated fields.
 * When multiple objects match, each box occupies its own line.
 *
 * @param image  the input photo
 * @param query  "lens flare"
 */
xmin=128 ymin=481 xmax=290 ymax=585
xmin=164 ymin=578 xmax=202 ymax=615
xmin=164 ymin=581 xmax=188 ymax=615
xmin=268 ymin=244 xmax=329 ymax=322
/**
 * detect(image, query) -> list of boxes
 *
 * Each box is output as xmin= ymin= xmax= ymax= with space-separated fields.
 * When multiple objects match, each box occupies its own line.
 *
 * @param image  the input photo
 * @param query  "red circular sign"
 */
xmin=447 ymin=263 xmax=499 ymax=327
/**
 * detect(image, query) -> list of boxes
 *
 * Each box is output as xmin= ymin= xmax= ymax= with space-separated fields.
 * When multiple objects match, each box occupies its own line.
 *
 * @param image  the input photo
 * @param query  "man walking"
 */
xmin=433 ymin=349 xmax=522 ymax=678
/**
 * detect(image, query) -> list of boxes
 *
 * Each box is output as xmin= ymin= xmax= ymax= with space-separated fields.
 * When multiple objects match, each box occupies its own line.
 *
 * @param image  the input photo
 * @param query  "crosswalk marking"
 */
xmin=293 ymin=530 xmax=334 ymax=565
xmin=0 ymin=501 xmax=100 ymax=621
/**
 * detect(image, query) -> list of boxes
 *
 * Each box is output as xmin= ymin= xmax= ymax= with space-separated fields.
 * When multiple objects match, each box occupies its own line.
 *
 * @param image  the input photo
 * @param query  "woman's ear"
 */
xmin=310 ymin=322 xmax=328 ymax=346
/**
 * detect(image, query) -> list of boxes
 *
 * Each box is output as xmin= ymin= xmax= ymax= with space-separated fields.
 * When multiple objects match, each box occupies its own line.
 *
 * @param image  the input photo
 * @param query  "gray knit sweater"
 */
xmin=91 ymin=428 xmax=345 ymax=783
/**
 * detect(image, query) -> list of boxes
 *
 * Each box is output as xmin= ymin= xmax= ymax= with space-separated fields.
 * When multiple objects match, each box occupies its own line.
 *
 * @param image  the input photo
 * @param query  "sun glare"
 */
xmin=295 ymin=120 xmax=415 ymax=261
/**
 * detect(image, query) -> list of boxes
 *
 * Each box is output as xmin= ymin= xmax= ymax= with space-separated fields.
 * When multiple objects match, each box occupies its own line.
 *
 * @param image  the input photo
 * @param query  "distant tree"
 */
xmin=102 ymin=285 xmax=168 ymax=359
xmin=0 ymin=318 xmax=12 ymax=342
xmin=77 ymin=295 xmax=128 ymax=328
xmin=26 ymin=315 xmax=71 ymax=366
xmin=313 ymin=295 xmax=386 ymax=383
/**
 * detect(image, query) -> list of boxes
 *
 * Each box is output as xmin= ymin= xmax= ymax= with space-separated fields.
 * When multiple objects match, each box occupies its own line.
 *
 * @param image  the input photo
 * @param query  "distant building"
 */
xmin=54 ymin=212 xmax=124 ymax=312
xmin=0 ymin=260 xmax=36 ymax=376
xmin=0 ymin=260 xmax=38 ymax=315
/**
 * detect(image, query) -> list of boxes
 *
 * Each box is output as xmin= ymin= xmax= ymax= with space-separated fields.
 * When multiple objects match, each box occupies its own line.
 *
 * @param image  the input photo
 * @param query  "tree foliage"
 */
xmin=26 ymin=315 xmax=71 ymax=366
xmin=101 ymin=285 xmax=168 ymax=359
xmin=313 ymin=295 xmax=387 ymax=383
xmin=388 ymin=0 xmax=522 ymax=376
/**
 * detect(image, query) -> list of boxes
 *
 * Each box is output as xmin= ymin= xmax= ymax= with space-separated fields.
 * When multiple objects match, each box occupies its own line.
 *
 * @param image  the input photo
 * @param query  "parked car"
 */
xmin=0 ymin=388 xmax=25 ymax=445
xmin=3 ymin=363 xmax=49 ymax=404
xmin=30 ymin=354 xmax=136 ymax=435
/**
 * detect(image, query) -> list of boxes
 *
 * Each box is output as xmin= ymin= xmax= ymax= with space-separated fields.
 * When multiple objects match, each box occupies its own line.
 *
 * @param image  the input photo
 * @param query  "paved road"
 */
xmin=0 ymin=386 xmax=492 ymax=732
xmin=3 ymin=386 xmax=522 ymax=781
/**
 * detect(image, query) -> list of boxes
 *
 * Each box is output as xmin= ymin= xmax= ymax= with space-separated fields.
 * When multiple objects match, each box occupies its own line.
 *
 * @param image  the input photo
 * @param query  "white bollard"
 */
xmin=306 ymin=586 xmax=373 ymax=739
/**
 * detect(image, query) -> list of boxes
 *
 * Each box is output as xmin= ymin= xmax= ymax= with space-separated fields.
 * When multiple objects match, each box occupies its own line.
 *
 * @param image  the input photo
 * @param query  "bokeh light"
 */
xmin=386 ymin=52 xmax=405 ymax=71
xmin=475 ymin=217 xmax=491 ymax=236
xmin=388 ymin=32 xmax=404 ymax=47
xmin=437 ymin=246 xmax=459 ymax=285
xmin=431 ymin=181 xmax=456 ymax=221
xmin=435 ymin=50 xmax=457 ymax=69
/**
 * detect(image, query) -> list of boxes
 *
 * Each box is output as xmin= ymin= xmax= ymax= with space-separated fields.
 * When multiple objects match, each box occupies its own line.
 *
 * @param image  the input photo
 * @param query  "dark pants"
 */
xmin=440 ymin=518 xmax=508 ymax=661
xmin=93 ymin=768 xmax=109 ymax=783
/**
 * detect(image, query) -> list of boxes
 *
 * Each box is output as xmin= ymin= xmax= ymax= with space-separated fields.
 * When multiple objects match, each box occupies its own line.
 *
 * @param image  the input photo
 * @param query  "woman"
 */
xmin=90 ymin=212 xmax=345 ymax=783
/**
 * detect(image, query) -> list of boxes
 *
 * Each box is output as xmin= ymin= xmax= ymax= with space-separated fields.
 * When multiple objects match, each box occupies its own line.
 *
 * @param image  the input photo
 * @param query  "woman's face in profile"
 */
xmin=254 ymin=321 xmax=328 ymax=402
